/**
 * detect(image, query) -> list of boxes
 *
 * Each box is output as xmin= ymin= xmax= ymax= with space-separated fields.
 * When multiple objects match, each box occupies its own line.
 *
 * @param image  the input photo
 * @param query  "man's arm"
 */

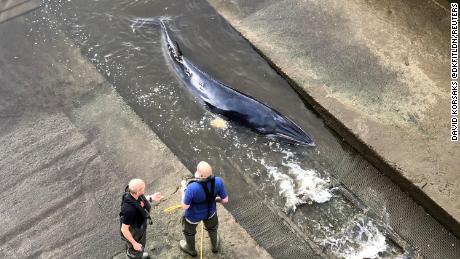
xmin=146 ymin=192 xmax=163 ymax=202
xmin=181 ymin=180 xmax=191 ymax=210
xmin=216 ymin=178 xmax=228 ymax=204
xmin=121 ymin=224 xmax=142 ymax=251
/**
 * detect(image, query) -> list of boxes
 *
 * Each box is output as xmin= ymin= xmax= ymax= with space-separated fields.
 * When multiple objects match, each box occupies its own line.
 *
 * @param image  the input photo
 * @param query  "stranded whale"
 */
xmin=160 ymin=21 xmax=315 ymax=146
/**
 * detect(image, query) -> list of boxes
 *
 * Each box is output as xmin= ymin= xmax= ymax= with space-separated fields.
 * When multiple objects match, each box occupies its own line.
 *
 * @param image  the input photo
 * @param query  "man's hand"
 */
xmin=216 ymin=196 xmax=228 ymax=204
xmin=121 ymin=223 xmax=142 ymax=252
xmin=149 ymin=192 xmax=163 ymax=202
xmin=132 ymin=242 xmax=143 ymax=252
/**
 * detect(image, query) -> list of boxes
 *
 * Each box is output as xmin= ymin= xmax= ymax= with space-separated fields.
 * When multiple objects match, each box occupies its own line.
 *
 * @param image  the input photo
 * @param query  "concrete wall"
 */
xmin=207 ymin=0 xmax=460 ymax=237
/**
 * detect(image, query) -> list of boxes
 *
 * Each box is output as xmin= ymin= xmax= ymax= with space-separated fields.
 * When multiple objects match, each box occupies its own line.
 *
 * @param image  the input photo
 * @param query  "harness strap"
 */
xmin=198 ymin=177 xmax=216 ymax=219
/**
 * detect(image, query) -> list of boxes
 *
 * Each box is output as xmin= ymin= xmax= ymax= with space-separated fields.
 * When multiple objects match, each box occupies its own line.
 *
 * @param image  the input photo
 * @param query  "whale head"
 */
xmin=269 ymin=114 xmax=315 ymax=146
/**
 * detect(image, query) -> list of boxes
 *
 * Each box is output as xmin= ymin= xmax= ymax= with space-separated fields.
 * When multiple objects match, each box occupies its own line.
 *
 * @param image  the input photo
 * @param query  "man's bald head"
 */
xmin=128 ymin=178 xmax=145 ymax=194
xmin=195 ymin=161 xmax=212 ymax=178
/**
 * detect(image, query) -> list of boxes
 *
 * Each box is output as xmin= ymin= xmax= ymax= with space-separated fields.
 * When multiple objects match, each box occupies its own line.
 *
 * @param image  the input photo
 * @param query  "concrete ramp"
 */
xmin=0 ymin=0 xmax=41 ymax=24
xmin=0 ymin=112 xmax=124 ymax=258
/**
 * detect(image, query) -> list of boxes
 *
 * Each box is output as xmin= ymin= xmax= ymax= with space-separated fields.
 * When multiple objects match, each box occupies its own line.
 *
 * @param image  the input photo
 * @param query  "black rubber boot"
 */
xmin=209 ymin=232 xmax=220 ymax=253
xmin=179 ymin=236 xmax=197 ymax=257
xmin=126 ymin=247 xmax=149 ymax=259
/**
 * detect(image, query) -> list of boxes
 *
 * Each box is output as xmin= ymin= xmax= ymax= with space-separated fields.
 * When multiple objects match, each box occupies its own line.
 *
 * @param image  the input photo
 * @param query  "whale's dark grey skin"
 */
xmin=160 ymin=21 xmax=315 ymax=146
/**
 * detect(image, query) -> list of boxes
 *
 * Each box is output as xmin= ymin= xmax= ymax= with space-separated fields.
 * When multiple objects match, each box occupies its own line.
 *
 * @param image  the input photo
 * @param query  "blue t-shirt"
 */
xmin=183 ymin=176 xmax=228 ymax=222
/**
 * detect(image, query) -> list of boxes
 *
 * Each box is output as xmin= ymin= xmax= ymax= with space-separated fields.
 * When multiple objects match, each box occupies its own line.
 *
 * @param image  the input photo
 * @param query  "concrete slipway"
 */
xmin=208 ymin=0 xmax=459 ymax=239
xmin=0 ymin=12 xmax=270 ymax=258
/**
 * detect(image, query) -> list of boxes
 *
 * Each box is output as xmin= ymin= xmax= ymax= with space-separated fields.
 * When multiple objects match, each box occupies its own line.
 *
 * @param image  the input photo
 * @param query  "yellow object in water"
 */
xmin=210 ymin=117 xmax=228 ymax=129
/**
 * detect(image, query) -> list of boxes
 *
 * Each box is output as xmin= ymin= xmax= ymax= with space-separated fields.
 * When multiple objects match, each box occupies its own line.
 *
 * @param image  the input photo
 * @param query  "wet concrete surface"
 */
xmin=208 ymin=0 xmax=460 ymax=237
xmin=0 ymin=15 xmax=271 ymax=258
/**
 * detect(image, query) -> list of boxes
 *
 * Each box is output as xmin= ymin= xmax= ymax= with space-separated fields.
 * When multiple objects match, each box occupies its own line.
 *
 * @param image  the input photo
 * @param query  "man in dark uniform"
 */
xmin=120 ymin=179 xmax=163 ymax=259
xmin=179 ymin=161 xmax=229 ymax=257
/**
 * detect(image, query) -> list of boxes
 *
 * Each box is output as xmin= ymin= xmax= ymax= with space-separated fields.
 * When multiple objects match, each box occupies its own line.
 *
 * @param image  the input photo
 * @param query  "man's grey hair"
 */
xmin=196 ymin=161 xmax=212 ymax=178
xmin=128 ymin=178 xmax=145 ymax=193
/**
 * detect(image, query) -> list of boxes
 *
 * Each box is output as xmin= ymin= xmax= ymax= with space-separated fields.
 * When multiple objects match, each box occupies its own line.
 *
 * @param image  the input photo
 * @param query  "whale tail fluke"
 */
xmin=129 ymin=16 xmax=173 ymax=30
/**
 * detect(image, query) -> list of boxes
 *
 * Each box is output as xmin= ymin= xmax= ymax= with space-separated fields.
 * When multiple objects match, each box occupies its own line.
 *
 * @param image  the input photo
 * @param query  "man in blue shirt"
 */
xmin=179 ymin=161 xmax=229 ymax=256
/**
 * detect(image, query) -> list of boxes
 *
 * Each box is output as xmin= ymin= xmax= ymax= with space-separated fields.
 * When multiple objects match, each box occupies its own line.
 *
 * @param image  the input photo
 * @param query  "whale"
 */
xmin=160 ymin=21 xmax=315 ymax=146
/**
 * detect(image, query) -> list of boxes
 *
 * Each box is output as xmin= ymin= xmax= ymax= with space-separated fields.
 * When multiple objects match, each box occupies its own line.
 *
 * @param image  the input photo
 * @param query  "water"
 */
xmin=23 ymin=0 xmax=415 ymax=257
xmin=324 ymin=217 xmax=393 ymax=259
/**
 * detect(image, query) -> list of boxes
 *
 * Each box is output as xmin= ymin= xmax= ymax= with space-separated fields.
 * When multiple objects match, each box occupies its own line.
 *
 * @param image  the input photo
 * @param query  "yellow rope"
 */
xmin=200 ymin=221 xmax=204 ymax=259
xmin=163 ymin=204 xmax=182 ymax=213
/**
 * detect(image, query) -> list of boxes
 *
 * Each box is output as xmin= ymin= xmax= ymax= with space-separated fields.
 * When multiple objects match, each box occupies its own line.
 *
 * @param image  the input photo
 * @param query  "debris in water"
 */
xmin=210 ymin=117 xmax=228 ymax=129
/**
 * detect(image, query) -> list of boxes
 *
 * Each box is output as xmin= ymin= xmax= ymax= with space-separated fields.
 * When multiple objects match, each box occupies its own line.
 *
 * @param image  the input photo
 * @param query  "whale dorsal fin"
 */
xmin=174 ymin=41 xmax=183 ymax=56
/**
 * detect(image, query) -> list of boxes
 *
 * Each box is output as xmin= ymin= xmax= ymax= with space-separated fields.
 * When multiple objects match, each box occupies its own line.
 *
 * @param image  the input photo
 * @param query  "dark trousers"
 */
xmin=124 ymin=224 xmax=147 ymax=259
xmin=182 ymin=214 xmax=219 ymax=238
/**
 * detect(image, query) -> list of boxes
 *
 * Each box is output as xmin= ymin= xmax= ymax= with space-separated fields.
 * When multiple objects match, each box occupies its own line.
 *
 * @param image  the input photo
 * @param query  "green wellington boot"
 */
xmin=209 ymin=232 xmax=220 ymax=253
xmin=179 ymin=236 xmax=198 ymax=257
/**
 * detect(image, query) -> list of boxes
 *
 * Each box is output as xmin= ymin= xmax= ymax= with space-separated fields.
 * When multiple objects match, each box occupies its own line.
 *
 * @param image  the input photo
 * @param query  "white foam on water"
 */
xmin=325 ymin=219 xmax=389 ymax=259
xmin=281 ymin=149 xmax=295 ymax=160
xmin=284 ymin=162 xmax=332 ymax=204
xmin=261 ymin=160 xmax=332 ymax=212
xmin=263 ymin=162 xmax=298 ymax=210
